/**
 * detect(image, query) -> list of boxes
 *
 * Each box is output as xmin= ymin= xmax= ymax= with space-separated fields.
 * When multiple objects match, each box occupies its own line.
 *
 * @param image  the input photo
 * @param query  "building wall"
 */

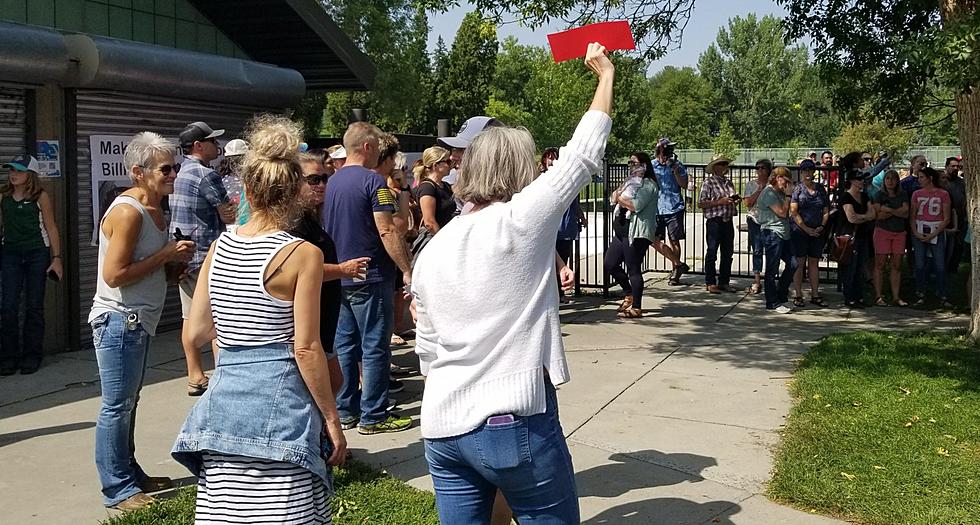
xmin=0 ymin=0 xmax=249 ymax=59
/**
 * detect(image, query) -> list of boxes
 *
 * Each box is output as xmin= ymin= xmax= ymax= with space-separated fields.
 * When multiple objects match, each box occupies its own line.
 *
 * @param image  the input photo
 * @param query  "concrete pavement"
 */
xmin=0 ymin=275 xmax=967 ymax=524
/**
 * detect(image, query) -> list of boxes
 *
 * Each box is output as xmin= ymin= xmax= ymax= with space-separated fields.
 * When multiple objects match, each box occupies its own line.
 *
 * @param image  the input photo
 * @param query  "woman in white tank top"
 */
xmin=90 ymin=132 xmax=195 ymax=511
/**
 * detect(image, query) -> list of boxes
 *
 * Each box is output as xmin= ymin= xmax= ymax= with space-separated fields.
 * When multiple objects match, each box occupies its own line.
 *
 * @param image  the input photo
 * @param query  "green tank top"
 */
xmin=1 ymin=194 xmax=49 ymax=250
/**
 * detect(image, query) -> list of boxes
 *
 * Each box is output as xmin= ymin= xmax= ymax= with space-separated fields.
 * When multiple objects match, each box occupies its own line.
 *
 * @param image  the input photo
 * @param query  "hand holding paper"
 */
xmin=548 ymin=21 xmax=636 ymax=62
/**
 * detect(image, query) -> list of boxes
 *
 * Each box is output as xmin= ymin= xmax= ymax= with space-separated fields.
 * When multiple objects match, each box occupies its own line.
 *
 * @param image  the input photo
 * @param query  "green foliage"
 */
xmin=832 ymin=121 xmax=915 ymax=160
xmin=645 ymin=66 xmax=717 ymax=149
xmin=102 ymin=461 xmax=439 ymax=525
xmin=711 ymin=117 xmax=741 ymax=160
xmin=697 ymin=14 xmax=837 ymax=148
xmin=319 ymin=2 xmax=436 ymax=135
xmin=436 ymin=12 xmax=499 ymax=131
xmin=778 ymin=0 xmax=977 ymax=128
xmin=770 ymin=330 xmax=980 ymax=525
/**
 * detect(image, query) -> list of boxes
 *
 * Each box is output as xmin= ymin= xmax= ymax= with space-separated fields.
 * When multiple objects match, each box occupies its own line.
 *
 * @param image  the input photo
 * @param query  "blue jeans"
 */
xmin=912 ymin=234 xmax=948 ymax=298
xmin=762 ymin=230 xmax=797 ymax=309
xmin=335 ymin=280 xmax=394 ymax=426
xmin=92 ymin=311 xmax=151 ymax=506
xmin=840 ymin=236 xmax=870 ymax=303
xmin=1 ymin=247 xmax=49 ymax=366
xmin=424 ymin=381 xmax=579 ymax=524
xmin=747 ymin=218 xmax=763 ymax=274
xmin=704 ymin=218 xmax=734 ymax=286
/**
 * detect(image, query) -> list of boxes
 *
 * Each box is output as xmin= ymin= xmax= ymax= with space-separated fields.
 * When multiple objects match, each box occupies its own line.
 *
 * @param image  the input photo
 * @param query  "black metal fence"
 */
xmin=573 ymin=163 xmax=846 ymax=296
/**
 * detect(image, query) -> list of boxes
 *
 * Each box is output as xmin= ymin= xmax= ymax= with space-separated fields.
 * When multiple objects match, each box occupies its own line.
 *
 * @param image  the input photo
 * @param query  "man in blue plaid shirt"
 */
xmin=698 ymin=154 xmax=740 ymax=294
xmin=169 ymin=121 xmax=236 ymax=394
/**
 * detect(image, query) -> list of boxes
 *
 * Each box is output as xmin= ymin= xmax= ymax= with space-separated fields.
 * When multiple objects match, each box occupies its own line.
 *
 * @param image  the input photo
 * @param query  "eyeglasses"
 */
xmin=305 ymin=175 xmax=327 ymax=186
xmin=144 ymin=163 xmax=180 ymax=175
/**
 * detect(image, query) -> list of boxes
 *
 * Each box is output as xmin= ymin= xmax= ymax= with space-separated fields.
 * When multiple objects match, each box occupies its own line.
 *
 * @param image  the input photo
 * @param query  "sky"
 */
xmin=427 ymin=0 xmax=789 ymax=74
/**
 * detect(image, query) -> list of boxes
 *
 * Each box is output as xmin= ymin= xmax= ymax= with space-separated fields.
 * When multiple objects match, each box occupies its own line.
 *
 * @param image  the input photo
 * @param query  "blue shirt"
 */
xmin=322 ymin=166 xmax=396 ymax=287
xmin=168 ymin=156 xmax=228 ymax=271
xmin=791 ymin=183 xmax=829 ymax=229
xmin=652 ymin=159 xmax=686 ymax=215
xmin=557 ymin=198 xmax=583 ymax=241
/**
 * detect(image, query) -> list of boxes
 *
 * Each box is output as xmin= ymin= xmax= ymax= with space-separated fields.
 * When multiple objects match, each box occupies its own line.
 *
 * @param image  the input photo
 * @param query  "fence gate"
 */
xmin=573 ymin=162 xmax=840 ymax=295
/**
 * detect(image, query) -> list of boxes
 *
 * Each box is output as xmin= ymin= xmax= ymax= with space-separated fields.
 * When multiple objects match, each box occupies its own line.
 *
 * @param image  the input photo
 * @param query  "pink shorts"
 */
xmin=873 ymin=228 xmax=906 ymax=255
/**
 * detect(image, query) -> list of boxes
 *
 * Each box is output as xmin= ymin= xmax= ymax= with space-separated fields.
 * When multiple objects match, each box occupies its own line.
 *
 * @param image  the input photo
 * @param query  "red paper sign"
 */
xmin=547 ymin=21 xmax=636 ymax=63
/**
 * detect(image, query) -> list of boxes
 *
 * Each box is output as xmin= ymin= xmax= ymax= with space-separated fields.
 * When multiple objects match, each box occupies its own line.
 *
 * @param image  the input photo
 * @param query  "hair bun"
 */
xmin=246 ymin=115 xmax=303 ymax=162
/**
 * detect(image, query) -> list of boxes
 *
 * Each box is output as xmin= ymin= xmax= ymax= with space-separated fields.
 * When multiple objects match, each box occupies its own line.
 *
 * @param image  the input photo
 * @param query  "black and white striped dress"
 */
xmin=196 ymin=231 xmax=331 ymax=525
xmin=196 ymin=453 xmax=331 ymax=525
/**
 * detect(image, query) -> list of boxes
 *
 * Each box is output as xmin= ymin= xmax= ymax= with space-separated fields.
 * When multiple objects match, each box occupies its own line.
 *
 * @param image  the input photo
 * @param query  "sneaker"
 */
xmin=111 ymin=492 xmax=155 ymax=511
xmin=676 ymin=262 xmax=690 ymax=279
xmin=389 ymin=363 xmax=412 ymax=377
xmin=340 ymin=416 xmax=359 ymax=430
xmin=139 ymin=476 xmax=173 ymax=493
xmin=358 ymin=414 xmax=413 ymax=435
xmin=772 ymin=305 xmax=793 ymax=314
xmin=389 ymin=378 xmax=405 ymax=394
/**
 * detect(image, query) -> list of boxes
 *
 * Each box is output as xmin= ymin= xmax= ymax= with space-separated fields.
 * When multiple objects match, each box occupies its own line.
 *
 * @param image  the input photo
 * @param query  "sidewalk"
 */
xmin=0 ymin=275 xmax=968 ymax=524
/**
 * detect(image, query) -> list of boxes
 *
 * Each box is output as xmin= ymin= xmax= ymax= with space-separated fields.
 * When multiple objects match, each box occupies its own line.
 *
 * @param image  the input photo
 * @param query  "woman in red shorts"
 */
xmin=872 ymin=169 xmax=909 ymax=306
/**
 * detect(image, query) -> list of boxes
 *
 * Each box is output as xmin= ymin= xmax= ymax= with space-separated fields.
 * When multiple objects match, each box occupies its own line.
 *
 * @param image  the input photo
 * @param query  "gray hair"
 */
xmin=393 ymin=151 xmax=407 ymax=171
xmin=124 ymin=131 xmax=175 ymax=183
xmin=453 ymin=126 xmax=537 ymax=206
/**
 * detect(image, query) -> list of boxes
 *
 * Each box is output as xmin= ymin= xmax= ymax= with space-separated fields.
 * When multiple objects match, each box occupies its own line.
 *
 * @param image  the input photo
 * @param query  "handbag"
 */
xmin=830 ymin=234 xmax=854 ymax=266
xmin=410 ymin=226 xmax=436 ymax=266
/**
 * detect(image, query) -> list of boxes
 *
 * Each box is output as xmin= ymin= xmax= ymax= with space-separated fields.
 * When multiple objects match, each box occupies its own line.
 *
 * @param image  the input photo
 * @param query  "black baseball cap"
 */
xmin=179 ymin=121 xmax=224 ymax=148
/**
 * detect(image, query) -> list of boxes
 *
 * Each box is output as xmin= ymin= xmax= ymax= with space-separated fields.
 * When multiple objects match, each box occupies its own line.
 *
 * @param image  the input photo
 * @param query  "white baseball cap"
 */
xmin=329 ymin=146 xmax=347 ymax=160
xmin=224 ymin=139 xmax=248 ymax=157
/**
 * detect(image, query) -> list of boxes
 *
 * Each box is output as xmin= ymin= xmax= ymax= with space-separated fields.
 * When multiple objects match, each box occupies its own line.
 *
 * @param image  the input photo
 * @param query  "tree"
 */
xmin=318 ymin=2 xmax=435 ymax=135
xmin=711 ymin=117 xmax=741 ymax=161
xmin=645 ymin=66 xmax=718 ymax=149
xmin=697 ymin=14 xmax=817 ymax=148
xmin=436 ymin=11 xmax=499 ymax=131
xmin=832 ymin=121 xmax=915 ymax=161
xmin=779 ymin=0 xmax=980 ymax=336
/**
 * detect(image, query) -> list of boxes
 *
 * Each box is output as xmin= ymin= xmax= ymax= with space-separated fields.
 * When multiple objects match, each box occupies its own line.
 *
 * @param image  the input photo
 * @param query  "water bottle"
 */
xmin=224 ymin=174 xmax=243 ymax=206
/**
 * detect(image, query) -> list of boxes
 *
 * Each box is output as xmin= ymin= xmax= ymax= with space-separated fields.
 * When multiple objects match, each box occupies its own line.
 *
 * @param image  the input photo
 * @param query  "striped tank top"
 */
xmin=208 ymin=231 xmax=302 ymax=348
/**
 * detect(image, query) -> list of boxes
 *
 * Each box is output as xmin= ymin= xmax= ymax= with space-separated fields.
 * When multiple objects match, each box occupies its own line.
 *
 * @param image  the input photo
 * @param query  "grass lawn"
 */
xmin=102 ymin=460 xmax=439 ymax=525
xmin=769 ymin=330 xmax=980 ymax=525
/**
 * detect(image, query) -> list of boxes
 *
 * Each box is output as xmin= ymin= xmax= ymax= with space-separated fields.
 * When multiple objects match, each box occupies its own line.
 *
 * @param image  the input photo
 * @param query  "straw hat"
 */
xmin=706 ymin=154 xmax=732 ymax=172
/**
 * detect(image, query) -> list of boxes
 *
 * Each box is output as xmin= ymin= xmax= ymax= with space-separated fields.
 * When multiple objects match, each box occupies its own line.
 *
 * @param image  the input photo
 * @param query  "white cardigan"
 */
xmin=412 ymin=110 xmax=612 ymax=439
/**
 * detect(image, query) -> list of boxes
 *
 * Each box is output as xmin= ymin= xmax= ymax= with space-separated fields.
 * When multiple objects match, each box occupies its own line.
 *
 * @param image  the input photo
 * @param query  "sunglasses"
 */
xmin=305 ymin=175 xmax=327 ymax=186
xmin=862 ymin=157 xmax=873 ymax=162
xmin=145 ymin=163 xmax=180 ymax=175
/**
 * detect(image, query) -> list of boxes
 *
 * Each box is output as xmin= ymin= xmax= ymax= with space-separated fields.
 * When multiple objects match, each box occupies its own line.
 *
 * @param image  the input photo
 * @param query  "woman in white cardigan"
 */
xmin=411 ymin=43 xmax=614 ymax=524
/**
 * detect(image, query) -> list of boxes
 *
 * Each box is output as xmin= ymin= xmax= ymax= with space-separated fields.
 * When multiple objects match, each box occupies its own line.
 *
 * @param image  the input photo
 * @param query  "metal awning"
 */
xmin=64 ymin=34 xmax=307 ymax=108
xmin=0 ymin=21 xmax=70 ymax=85
xmin=189 ymin=0 xmax=376 ymax=91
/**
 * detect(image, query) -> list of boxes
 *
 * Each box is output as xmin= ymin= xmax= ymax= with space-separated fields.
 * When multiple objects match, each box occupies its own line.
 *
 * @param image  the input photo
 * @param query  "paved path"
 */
xmin=0 ymin=276 xmax=967 ymax=524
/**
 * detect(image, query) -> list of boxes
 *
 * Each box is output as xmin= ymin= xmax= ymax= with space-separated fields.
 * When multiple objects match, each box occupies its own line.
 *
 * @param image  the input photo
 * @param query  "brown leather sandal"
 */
xmin=617 ymin=307 xmax=643 ymax=319
xmin=617 ymin=296 xmax=634 ymax=313
xmin=188 ymin=376 xmax=209 ymax=397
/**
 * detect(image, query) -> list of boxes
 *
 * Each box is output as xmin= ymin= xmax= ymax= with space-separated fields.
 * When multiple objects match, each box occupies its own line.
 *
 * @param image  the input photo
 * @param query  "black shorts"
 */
xmin=655 ymin=211 xmax=686 ymax=242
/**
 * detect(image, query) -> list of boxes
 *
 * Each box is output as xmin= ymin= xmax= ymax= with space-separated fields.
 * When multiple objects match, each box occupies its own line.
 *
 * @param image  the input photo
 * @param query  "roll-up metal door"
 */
xmin=0 ymin=88 xmax=27 ymax=167
xmin=73 ymin=90 xmax=276 ymax=348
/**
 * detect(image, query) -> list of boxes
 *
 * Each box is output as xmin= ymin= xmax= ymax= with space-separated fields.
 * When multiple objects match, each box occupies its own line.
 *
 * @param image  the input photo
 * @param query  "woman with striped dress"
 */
xmin=173 ymin=115 xmax=346 ymax=524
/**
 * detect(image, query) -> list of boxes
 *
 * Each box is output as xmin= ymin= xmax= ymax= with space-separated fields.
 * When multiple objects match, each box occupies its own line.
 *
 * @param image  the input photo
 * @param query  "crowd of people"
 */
xmin=54 ymin=41 xmax=619 ymax=524
xmin=0 ymin=36 xmax=971 ymax=524
xmin=605 ymin=147 xmax=969 ymax=315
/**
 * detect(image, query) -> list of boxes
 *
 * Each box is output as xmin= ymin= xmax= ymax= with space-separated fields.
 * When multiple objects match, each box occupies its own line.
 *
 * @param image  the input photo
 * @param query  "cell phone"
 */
xmin=47 ymin=269 xmax=60 ymax=282
xmin=487 ymin=414 xmax=515 ymax=426
xmin=173 ymin=227 xmax=191 ymax=241
xmin=730 ymin=194 xmax=742 ymax=202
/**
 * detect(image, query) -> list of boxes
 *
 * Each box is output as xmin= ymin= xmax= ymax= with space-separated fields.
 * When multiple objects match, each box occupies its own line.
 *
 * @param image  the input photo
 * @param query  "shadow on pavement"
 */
xmin=583 ymin=498 xmax=739 ymax=524
xmin=0 ymin=421 xmax=95 ymax=447
xmin=577 ymin=450 xmax=718 ymax=498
